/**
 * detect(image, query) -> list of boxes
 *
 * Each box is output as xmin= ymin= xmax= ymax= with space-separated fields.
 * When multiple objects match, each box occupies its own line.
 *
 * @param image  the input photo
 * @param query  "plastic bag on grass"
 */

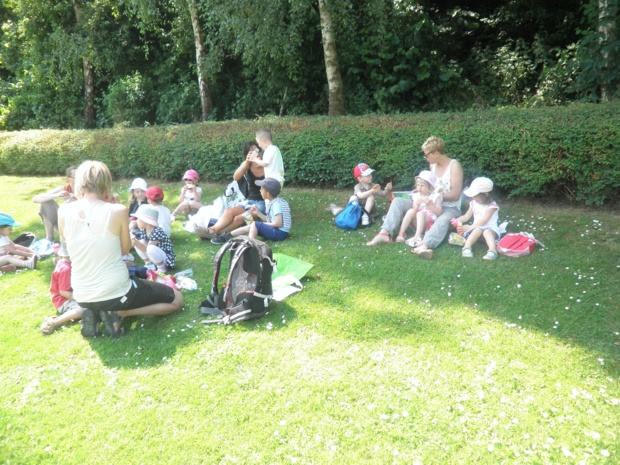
xmin=271 ymin=253 xmax=314 ymax=301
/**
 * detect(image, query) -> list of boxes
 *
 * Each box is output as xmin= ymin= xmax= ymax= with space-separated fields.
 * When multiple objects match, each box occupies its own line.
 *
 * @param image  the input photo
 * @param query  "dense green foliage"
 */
xmin=0 ymin=0 xmax=618 ymax=129
xmin=1 ymin=103 xmax=618 ymax=205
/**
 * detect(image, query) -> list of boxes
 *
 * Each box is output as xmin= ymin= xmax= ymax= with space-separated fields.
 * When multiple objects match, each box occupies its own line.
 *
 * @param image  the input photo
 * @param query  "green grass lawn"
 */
xmin=1 ymin=174 xmax=619 ymax=464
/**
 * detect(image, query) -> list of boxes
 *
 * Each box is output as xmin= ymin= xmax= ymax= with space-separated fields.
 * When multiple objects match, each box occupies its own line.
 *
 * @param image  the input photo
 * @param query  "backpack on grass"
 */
xmin=335 ymin=200 xmax=370 ymax=230
xmin=13 ymin=232 xmax=37 ymax=248
xmin=200 ymin=236 xmax=275 ymax=324
xmin=498 ymin=232 xmax=545 ymax=257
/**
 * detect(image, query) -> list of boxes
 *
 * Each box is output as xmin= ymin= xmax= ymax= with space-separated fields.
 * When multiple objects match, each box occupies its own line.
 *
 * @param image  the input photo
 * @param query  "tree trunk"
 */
xmin=318 ymin=0 xmax=345 ymax=116
xmin=72 ymin=0 xmax=96 ymax=128
xmin=598 ymin=0 xmax=617 ymax=101
xmin=187 ymin=0 xmax=212 ymax=121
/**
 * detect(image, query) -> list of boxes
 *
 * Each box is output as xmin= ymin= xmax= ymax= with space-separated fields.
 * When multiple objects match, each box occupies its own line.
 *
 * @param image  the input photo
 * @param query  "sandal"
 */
xmin=483 ymin=250 xmax=498 ymax=261
xmin=194 ymin=226 xmax=218 ymax=240
xmin=411 ymin=245 xmax=433 ymax=260
xmin=366 ymin=232 xmax=392 ymax=247
xmin=81 ymin=309 xmax=101 ymax=338
xmin=395 ymin=232 xmax=407 ymax=243
xmin=40 ymin=316 xmax=57 ymax=335
xmin=405 ymin=236 xmax=422 ymax=248
xmin=99 ymin=311 xmax=124 ymax=338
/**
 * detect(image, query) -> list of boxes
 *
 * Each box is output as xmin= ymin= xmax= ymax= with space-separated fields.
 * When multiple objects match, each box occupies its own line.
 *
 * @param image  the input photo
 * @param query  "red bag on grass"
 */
xmin=498 ymin=232 xmax=545 ymax=257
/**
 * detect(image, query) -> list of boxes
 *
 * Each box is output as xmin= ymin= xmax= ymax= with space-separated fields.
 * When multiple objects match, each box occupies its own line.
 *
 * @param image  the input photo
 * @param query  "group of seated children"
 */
xmin=7 ymin=131 xmax=503 ymax=339
xmin=343 ymin=161 xmax=500 ymax=260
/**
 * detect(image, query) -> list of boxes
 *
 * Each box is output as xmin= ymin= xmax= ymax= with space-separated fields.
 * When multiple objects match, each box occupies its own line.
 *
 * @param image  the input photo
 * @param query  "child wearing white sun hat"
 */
xmin=396 ymin=170 xmax=443 ymax=247
xmin=131 ymin=205 xmax=176 ymax=273
xmin=454 ymin=177 xmax=501 ymax=260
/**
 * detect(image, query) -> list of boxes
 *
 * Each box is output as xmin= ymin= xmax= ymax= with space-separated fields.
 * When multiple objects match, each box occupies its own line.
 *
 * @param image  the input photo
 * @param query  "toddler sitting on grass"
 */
xmin=40 ymin=245 xmax=86 ymax=335
xmin=0 ymin=213 xmax=38 ymax=272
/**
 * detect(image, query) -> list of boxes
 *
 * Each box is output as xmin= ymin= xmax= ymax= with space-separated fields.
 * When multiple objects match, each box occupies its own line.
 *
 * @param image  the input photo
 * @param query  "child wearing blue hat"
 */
xmin=0 ymin=213 xmax=38 ymax=272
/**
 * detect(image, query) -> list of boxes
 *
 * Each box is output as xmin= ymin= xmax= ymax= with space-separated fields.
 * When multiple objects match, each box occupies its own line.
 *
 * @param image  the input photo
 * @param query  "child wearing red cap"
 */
xmin=146 ymin=186 xmax=171 ymax=236
xmin=171 ymin=169 xmax=202 ymax=221
xmin=349 ymin=163 xmax=392 ymax=225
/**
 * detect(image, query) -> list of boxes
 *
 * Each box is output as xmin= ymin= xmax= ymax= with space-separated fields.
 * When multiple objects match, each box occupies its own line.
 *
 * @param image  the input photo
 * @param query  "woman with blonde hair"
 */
xmin=59 ymin=160 xmax=183 ymax=337
xmin=367 ymin=136 xmax=464 ymax=260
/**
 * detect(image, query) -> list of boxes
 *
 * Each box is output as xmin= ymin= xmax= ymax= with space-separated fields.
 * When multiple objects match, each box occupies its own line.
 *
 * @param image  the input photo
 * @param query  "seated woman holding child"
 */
xmin=195 ymin=141 xmax=266 ymax=240
xmin=367 ymin=136 xmax=463 ymax=260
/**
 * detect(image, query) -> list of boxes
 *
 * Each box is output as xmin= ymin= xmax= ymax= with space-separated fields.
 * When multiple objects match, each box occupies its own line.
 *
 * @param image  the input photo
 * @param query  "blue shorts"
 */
xmin=254 ymin=222 xmax=289 ymax=241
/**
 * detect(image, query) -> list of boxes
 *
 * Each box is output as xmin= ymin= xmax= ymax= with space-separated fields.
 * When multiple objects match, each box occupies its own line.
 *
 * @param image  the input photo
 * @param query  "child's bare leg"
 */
xmin=464 ymin=228 xmax=482 ymax=249
xmin=230 ymin=225 xmax=251 ymax=238
xmin=187 ymin=200 xmax=202 ymax=213
xmin=365 ymin=195 xmax=376 ymax=215
xmin=483 ymin=229 xmax=498 ymax=253
xmin=413 ymin=211 xmax=427 ymax=240
xmin=248 ymin=222 xmax=258 ymax=239
xmin=172 ymin=202 xmax=189 ymax=216
xmin=0 ymin=255 xmax=30 ymax=268
xmin=53 ymin=310 xmax=83 ymax=327
xmin=398 ymin=209 xmax=416 ymax=237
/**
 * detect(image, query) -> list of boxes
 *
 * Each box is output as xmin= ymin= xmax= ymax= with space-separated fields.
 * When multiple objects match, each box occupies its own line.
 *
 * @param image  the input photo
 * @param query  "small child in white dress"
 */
xmin=455 ymin=177 xmax=500 ymax=260
xmin=396 ymin=170 xmax=443 ymax=246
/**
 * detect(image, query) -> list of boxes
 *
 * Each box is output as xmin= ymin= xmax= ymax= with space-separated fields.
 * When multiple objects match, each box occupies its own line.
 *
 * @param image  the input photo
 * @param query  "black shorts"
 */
xmin=79 ymin=278 xmax=175 ymax=313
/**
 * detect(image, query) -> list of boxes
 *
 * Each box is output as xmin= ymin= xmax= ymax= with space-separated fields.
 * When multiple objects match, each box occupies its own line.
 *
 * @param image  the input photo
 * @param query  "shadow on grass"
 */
xmin=85 ymin=299 xmax=301 ymax=369
xmin=285 ymin=192 xmax=620 ymax=377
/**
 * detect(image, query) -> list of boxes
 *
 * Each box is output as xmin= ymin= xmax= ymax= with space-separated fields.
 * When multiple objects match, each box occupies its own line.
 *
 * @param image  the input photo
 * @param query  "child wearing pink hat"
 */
xmin=171 ymin=169 xmax=202 ymax=221
xmin=395 ymin=170 xmax=443 ymax=246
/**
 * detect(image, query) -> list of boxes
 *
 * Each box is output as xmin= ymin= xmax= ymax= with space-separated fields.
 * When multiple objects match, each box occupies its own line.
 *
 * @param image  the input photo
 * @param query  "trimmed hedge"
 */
xmin=1 ymin=103 xmax=618 ymax=205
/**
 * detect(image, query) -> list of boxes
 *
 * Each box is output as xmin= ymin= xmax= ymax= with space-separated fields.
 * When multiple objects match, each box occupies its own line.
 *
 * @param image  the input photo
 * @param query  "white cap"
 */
xmin=464 ymin=177 xmax=494 ymax=197
xmin=129 ymin=178 xmax=148 ymax=192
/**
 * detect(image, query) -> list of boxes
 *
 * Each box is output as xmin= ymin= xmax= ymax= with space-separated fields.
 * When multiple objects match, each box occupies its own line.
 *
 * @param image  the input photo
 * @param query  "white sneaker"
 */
xmin=329 ymin=204 xmax=343 ymax=216
xmin=24 ymin=256 xmax=37 ymax=269
xmin=462 ymin=248 xmax=473 ymax=258
xmin=361 ymin=213 xmax=370 ymax=226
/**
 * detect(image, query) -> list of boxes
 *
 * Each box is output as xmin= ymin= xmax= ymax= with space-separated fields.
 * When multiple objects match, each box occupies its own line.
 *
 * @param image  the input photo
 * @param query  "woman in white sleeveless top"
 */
xmin=59 ymin=161 xmax=183 ymax=337
xmin=367 ymin=136 xmax=463 ymax=260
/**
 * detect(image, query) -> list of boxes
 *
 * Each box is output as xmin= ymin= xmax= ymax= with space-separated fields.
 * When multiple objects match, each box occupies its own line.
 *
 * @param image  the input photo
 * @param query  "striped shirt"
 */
xmin=267 ymin=197 xmax=292 ymax=232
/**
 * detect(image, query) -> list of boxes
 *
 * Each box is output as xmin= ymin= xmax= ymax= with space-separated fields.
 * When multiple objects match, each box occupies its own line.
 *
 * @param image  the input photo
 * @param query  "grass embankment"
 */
xmin=0 ymin=175 xmax=618 ymax=464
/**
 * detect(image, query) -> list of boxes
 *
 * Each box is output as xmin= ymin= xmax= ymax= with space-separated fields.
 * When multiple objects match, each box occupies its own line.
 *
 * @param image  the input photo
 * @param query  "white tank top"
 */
xmin=432 ymin=159 xmax=462 ymax=209
xmin=62 ymin=201 xmax=131 ymax=303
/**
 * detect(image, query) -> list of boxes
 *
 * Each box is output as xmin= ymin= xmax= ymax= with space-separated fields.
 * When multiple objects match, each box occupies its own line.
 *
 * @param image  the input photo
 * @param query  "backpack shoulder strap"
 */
xmin=210 ymin=240 xmax=235 ymax=296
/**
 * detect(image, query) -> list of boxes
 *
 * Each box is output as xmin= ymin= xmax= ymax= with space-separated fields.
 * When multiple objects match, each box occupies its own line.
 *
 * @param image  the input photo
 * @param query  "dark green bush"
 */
xmin=1 ymin=103 xmax=618 ymax=205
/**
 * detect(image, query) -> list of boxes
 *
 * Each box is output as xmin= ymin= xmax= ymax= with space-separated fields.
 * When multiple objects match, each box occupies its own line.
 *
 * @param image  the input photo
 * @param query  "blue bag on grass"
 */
xmin=335 ymin=200 xmax=368 ymax=230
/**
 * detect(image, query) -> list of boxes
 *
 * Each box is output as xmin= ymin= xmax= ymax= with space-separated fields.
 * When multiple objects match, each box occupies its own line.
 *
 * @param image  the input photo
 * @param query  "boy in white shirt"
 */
xmin=146 ymin=186 xmax=172 ymax=236
xmin=249 ymin=128 xmax=285 ymax=184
